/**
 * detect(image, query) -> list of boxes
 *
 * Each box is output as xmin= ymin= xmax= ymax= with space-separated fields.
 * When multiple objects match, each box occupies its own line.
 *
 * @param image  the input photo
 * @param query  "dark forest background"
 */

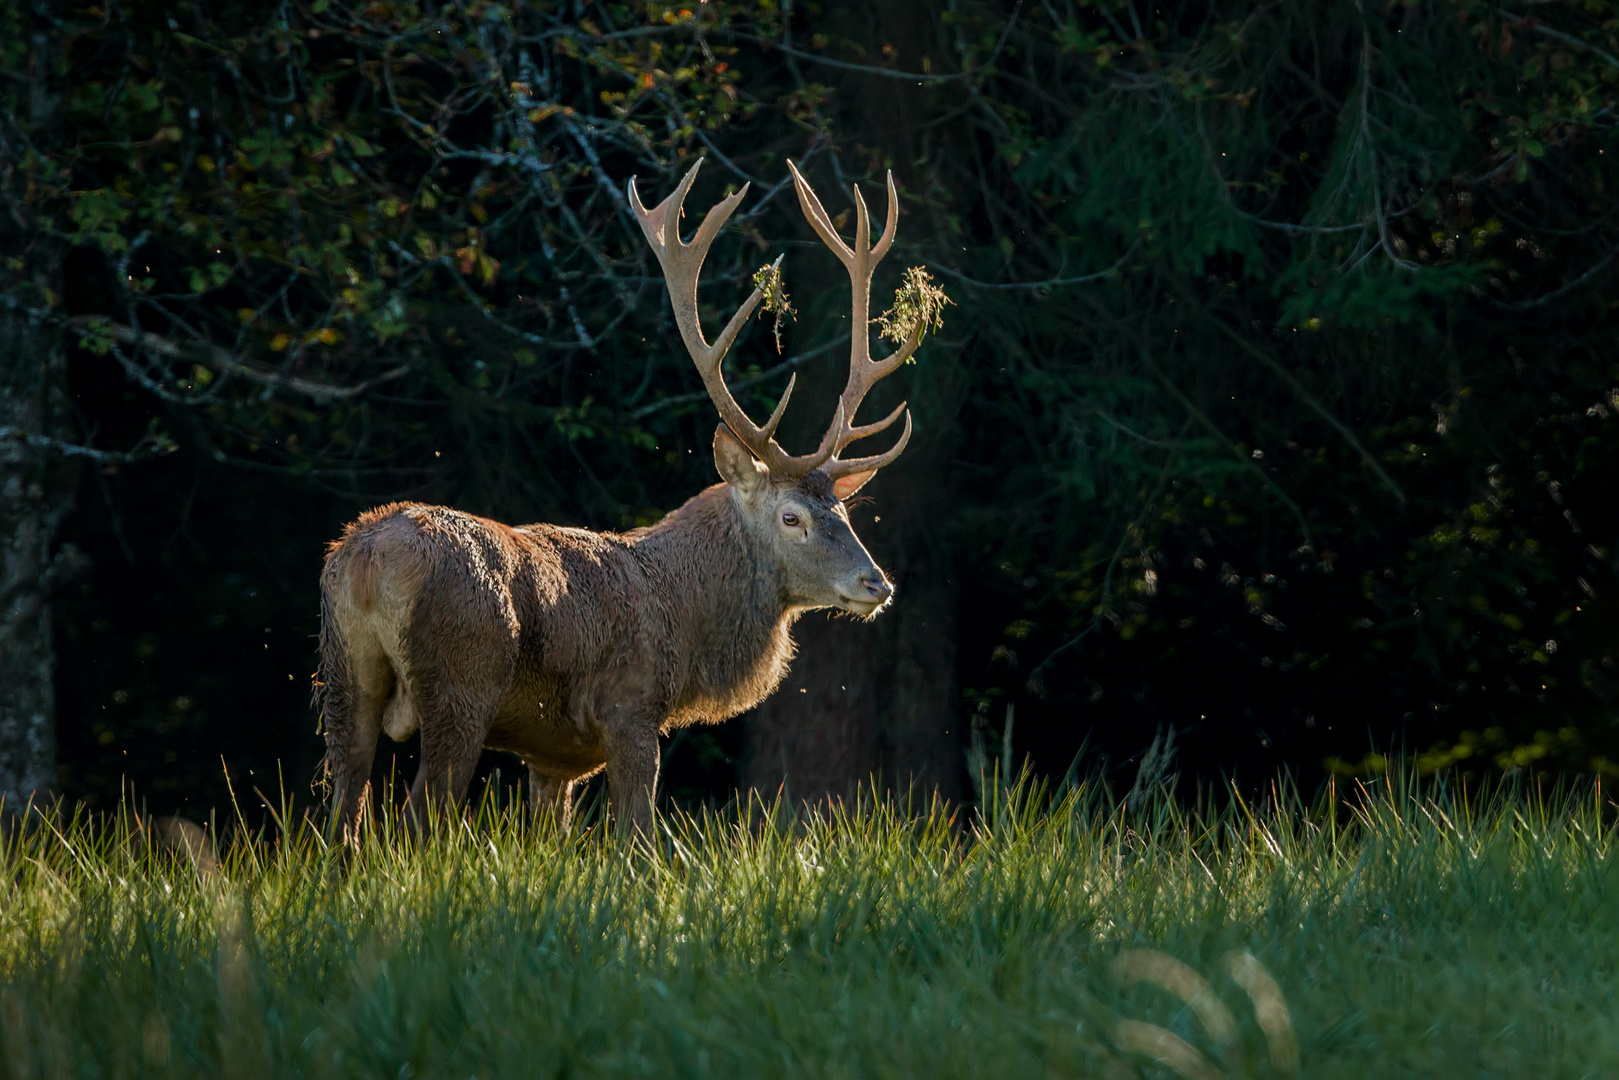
xmin=4 ymin=0 xmax=1619 ymax=820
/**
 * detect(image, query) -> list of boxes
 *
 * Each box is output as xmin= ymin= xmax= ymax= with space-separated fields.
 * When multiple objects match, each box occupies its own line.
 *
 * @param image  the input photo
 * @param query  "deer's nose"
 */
xmin=858 ymin=573 xmax=893 ymax=602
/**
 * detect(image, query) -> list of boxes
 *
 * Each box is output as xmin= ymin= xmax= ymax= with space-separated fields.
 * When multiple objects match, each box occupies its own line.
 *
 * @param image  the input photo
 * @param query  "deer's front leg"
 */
xmin=599 ymin=710 xmax=660 ymax=838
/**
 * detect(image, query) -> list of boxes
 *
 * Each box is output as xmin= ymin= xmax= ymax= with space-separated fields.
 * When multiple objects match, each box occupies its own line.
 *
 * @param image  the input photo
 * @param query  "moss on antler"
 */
xmin=752 ymin=261 xmax=795 ymax=352
xmin=876 ymin=266 xmax=953 ymax=351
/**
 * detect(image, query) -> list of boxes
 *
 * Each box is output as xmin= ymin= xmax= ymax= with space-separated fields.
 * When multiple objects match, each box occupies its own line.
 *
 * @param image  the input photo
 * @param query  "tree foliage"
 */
xmin=911 ymin=0 xmax=1619 ymax=777
xmin=7 ymin=0 xmax=1619 ymax=809
xmin=7 ymin=0 xmax=812 ymax=512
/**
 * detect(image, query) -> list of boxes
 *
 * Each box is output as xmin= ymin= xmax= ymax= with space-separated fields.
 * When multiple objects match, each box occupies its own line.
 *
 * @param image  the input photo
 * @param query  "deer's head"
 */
xmin=630 ymin=160 xmax=933 ymax=619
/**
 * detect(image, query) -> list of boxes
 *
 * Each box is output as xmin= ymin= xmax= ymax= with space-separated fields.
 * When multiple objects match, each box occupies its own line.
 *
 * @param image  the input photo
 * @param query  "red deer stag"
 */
xmin=315 ymin=159 xmax=935 ymax=837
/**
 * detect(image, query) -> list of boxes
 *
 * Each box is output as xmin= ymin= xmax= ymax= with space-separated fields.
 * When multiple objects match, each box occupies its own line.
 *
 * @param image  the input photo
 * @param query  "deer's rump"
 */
xmin=316 ymin=502 xmax=648 ymax=776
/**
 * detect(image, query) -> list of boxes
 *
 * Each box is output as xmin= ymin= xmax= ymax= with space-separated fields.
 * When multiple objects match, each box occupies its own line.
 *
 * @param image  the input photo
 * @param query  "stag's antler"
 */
xmin=787 ymin=160 xmax=921 ymax=484
xmin=628 ymin=159 xmax=839 ymax=478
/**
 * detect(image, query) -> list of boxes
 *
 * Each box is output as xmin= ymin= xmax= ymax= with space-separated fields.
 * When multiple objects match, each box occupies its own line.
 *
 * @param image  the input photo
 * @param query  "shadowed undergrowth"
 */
xmin=0 ymin=774 xmax=1615 ymax=1078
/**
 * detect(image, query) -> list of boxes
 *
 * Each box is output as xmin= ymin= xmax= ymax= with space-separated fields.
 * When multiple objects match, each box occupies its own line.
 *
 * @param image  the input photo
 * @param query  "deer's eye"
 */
xmin=781 ymin=511 xmax=801 ymax=528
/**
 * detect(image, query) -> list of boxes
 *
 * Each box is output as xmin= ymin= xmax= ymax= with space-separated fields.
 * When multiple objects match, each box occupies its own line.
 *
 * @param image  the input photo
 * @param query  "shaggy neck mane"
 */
xmin=627 ymin=484 xmax=796 ymax=701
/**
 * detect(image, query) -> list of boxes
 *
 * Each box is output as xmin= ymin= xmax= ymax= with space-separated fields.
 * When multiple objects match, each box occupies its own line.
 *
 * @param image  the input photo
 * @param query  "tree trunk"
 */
xmin=0 ymin=310 xmax=75 ymax=811
xmin=740 ymin=455 xmax=963 ymax=806
xmin=880 ymin=513 xmax=959 ymax=802
xmin=0 ymin=7 xmax=74 ymax=811
xmin=741 ymin=610 xmax=885 ymax=805
xmin=738 ymin=0 xmax=964 ymax=805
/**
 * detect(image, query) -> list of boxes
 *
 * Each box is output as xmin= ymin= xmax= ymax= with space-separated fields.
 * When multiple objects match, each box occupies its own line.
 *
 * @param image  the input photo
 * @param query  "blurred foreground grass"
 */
xmin=0 ymin=774 xmax=1615 ymax=1078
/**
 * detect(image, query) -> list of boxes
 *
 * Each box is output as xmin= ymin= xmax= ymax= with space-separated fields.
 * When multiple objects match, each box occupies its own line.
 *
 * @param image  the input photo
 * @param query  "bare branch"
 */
xmin=928 ymin=241 xmax=1141 ymax=290
xmin=732 ymin=1 xmax=1020 ymax=85
xmin=1491 ymin=240 xmax=1619 ymax=311
xmin=71 ymin=318 xmax=410 ymax=403
xmin=1497 ymin=8 xmax=1619 ymax=70
xmin=0 ymin=427 xmax=172 ymax=465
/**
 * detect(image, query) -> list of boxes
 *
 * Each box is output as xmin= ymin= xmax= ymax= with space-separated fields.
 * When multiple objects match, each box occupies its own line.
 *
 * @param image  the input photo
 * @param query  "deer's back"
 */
xmin=322 ymin=503 xmax=653 ymax=716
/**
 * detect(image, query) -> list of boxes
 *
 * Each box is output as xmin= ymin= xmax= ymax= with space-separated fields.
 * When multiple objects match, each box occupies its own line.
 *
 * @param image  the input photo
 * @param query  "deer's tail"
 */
xmin=312 ymin=579 xmax=354 ymax=798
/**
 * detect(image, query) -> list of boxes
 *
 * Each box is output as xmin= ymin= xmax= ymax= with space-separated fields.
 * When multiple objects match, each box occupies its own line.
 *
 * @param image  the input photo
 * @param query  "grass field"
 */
xmin=0 ymin=774 xmax=1614 ymax=1079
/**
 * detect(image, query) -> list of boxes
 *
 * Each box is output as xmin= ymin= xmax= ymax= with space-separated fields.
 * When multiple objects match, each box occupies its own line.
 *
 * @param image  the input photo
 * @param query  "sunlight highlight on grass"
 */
xmin=0 ymin=773 xmax=1612 ymax=1077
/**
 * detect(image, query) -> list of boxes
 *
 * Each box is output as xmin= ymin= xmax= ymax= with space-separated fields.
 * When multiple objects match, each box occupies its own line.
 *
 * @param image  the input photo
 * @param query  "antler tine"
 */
xmin=629 ymin=160 xmax=836 ymax=478
xmin=788 ymin=159 xmax=854 ymax=267
xmin=758 ymin=373 xmax=800 ymax=442
xmin=841 ymin=399 xmax=907 ymax=448
xmin=627 ymin=163 xmax=699 ymax=253
xmin=871 ymin=171 xmax=899 ymax=263
xmin=787 ymin=160 xmax=917 ymax=483
xmin=853 ymin=183 xmax=871 ymax=264
xmin=826 ymin=411 xmax=913 ymax=478
xmin=627 ymin=161 xmax=753 ymax=369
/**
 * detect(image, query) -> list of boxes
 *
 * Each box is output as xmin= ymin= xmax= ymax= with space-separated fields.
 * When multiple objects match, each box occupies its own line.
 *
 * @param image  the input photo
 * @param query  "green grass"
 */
xmin=0 ymin=774 xmax=1615 ymax=1079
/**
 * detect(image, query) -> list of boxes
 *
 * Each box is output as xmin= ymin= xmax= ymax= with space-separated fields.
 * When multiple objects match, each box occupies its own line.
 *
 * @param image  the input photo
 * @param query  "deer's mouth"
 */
xmin=836 ymin=577 xmax=894 ymax=617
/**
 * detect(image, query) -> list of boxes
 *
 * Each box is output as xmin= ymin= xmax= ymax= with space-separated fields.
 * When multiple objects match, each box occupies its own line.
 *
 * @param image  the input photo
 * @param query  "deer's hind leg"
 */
xmin=403 ymin=611 xmax=518 ymax=829
xmin=527 ymin=767 xmax=580 ymax=832
xmin=401 ymin=678 xmax=507 ymax=829
xmin=396 ymin=542 xmax=525 ymax=829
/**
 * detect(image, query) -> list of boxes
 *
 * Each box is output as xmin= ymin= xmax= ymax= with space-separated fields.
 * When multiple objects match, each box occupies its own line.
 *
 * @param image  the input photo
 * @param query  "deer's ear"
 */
xmin=713 ymin=424 xmax=769 ymax=494
xmin=831 ymin=469 xmax=878 ymax=500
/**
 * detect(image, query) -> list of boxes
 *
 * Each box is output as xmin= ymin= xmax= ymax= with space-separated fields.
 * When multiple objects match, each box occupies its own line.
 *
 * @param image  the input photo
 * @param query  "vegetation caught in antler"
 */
xmin=876 ymin=266 xmax=952 ymax=349
xmin=751 ymin=262 xmax=796 ymax=352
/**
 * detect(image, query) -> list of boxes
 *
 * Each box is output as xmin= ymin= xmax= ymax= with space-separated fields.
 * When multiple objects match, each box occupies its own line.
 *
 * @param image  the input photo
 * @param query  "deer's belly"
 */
xmin=487 ymin=676 xmax=603 ymax=764
xmin=661 ymin=697 xmax=734 ymax=731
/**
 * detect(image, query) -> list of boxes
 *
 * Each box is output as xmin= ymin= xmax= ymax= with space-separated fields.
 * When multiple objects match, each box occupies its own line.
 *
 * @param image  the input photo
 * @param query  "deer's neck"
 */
xmin=631 ymin=484 xmax=796 ymax=711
